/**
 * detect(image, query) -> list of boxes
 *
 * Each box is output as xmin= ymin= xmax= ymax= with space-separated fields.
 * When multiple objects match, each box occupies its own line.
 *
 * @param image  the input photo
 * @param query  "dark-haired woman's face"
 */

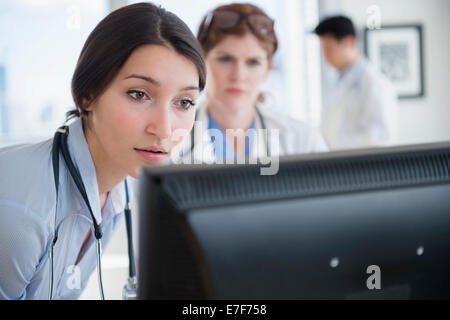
xmin=205 ymin=32 xmax=270 ymax=112
xmin=84 ymin=44 xmax=199 ymax=178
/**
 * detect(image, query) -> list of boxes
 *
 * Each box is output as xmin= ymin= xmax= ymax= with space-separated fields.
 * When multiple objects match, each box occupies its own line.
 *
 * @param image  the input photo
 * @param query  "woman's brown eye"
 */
xmin=178 ymin=99 xmax=195 ymax=110
xmin=128 ymin=90 xmax=148 ymax=101
xmin=176 ymin=99 xmax=195 ymax=110
xmin=134 ymin=91 xmax=145 ymax=99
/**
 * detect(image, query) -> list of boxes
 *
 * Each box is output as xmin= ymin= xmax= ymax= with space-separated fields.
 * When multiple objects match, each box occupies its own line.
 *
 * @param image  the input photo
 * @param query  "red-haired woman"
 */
xmin=176 ymin=3 xmax=327 ymax=164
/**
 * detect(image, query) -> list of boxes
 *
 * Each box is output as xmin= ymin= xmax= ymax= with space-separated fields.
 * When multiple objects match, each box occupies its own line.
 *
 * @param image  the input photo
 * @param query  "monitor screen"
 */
xmin=137 ymin=142 xmax=450 ymax=299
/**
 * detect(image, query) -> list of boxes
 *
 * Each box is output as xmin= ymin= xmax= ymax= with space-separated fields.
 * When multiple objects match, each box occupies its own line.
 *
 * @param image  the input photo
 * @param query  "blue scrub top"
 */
xmin=0 ymin=118 xmax=127 ymax=299
xmin=207 ymin=113 xmax=255 ymax=160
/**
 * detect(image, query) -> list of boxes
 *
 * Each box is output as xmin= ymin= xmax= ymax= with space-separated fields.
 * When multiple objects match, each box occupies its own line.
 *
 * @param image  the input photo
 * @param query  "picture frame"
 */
xmin=0 ymin=65 xmax=6 ymax=135
xmin=364 ymin=25 xmax=425 ymax=99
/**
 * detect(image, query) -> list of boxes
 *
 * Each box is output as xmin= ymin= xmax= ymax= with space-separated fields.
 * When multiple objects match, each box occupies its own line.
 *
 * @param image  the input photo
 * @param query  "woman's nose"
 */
xmin=145 ymin=104 xmax=172 ymax=139
xmin=229 ymin=62 xmax=248 ymax=82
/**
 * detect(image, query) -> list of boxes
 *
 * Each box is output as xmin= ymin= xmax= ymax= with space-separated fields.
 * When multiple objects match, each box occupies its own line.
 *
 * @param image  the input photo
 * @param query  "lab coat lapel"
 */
xmin=321 ymin=61 xmax=365 ymax=147
xmin=192 ymin=106 xmax=216 ymax=164
xmin=250 ymin=108 xmax=268 ymax=160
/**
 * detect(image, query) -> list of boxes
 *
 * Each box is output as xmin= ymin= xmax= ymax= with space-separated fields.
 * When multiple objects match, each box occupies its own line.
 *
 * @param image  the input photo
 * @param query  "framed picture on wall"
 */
xmin=364 ymin=25 xmax=425 ymax=99
xmin=0 ymin=65 xmax=6 ymax=135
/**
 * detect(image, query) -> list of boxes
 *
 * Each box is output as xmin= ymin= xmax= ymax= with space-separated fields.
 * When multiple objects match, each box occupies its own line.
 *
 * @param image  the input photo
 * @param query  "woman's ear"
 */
xmin=263 ymin=58 xmax=273 ymax=79
xmin=267 ymin=56 xmax=273 ymax=69
xmin=82 ymin=94 xmax=94 ymax=112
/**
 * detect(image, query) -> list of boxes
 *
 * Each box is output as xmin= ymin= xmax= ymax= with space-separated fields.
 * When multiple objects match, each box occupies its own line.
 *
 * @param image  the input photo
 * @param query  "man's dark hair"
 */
xmin=314 ymin=15 xmax=356 ymax=40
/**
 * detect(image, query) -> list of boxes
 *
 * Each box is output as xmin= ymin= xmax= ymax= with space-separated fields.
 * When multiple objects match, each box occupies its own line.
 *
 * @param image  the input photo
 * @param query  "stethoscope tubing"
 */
xmin=49 ymin=125 xmax=135 ymax=300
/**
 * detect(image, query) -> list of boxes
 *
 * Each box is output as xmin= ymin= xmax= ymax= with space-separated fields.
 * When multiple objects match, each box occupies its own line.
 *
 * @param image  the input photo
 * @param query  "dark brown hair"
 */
xmin=68 ymin=2 xmax=206 ymax=120
xmin=197 ymin=3 xmax=278 ymax=60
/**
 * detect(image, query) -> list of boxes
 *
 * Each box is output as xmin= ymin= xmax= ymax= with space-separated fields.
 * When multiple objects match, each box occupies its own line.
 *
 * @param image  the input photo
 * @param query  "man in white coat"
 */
xmin=314 ymin=16 xmax=398 ymax=150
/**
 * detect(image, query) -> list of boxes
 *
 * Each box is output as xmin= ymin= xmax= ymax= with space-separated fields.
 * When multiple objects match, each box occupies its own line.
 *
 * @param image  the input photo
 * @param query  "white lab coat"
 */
xmin=321 ymin=58 xmax=398 ymax=151
xmin=172 ymin=99 xmax=328 ymax=164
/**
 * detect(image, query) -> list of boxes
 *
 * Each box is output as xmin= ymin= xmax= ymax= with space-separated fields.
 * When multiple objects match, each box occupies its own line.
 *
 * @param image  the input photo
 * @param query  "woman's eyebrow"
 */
xmin=215 ymin=51 xmax=234 ymax=57
xmin=125 ymin=74 xmax=199 ymax=92
xmin=215 ymin=51 xmax=265 ymax=61
xmin=181 ymin=86 xmax=200 ymax=92
xmin=124 ymin=74 xmax=161 ymax=87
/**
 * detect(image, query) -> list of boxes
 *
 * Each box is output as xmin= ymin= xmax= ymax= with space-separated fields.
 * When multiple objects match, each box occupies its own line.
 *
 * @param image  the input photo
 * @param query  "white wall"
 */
xmin=0 ymin=0 xmax=109 ymax=146
xmin=320 ymin=0 xmax=450 ymax=145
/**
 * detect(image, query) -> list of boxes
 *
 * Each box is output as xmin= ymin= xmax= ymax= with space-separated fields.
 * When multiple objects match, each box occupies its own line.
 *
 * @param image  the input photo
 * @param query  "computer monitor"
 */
xmin=137 ymin=142 xmax=450 ymax=299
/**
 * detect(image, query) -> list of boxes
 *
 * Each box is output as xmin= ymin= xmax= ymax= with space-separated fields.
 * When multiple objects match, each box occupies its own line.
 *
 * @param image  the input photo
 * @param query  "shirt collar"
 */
xmin=339 ymin=57 xmax=366 ymax=79
xmin=66 ymin=118 xmax=102 ymax=224
xmin=110 ymin=179 xmax=127 ymax=215
xmin=207 ymin=112 xmax=255 ymax=160
xmin=66 ymin=118 xmax=125 ymax=224
xmin=101 ymin=180 xmax=127 ymax=225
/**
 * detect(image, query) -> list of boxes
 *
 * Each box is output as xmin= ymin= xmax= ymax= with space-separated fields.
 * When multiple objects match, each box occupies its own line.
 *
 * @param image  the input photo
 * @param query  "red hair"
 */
xmin=197 ymin=3 xmax=278 ymax=60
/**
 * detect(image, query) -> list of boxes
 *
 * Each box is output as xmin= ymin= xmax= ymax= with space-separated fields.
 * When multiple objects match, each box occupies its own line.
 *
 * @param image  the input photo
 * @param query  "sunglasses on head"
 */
xmin=199 ymin=9 xmax=275 ymax=43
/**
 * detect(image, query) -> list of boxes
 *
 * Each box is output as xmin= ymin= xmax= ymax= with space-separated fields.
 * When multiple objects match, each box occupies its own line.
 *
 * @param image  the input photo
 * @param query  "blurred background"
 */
xmin=2 ymin=0 xmax=448 ymax=149
xmin=0 ymin=0 xmax=448 ymax=299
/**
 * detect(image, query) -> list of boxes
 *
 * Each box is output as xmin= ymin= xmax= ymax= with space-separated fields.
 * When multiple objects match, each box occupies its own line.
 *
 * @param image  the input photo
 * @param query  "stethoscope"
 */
xmin=189 ymin=107 xmax=271 ymax=158
xmin=49 ymin=125 xmax=136 ymax=300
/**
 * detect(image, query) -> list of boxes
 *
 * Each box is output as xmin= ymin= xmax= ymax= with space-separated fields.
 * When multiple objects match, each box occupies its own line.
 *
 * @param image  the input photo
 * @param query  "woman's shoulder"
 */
xmin=0 ymin=138 xmax=53 ymax=168
xmin=0 ymin=137 xmax=53 ymax=159
xmin=0 ymin=138 xmax=55 ymax=215
xmin=257 ymin=103 xmax=313 ymax=133
xmin=0 ymin=138 xmax=53 ymax=178
xmin=0 ymin=142 xmax=54 ymax=234
xmin=257 ymin=103 xmax=329 ymax=153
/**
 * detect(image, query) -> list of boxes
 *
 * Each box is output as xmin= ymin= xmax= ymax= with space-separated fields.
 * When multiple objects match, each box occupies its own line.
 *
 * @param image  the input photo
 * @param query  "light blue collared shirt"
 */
xmin=207 ymin=113 xmax=255 ymax=160
xmin=0 ymin=118 xmax=127 ymax=300
xmin=337 ymin=57 xmax=368 ymax=88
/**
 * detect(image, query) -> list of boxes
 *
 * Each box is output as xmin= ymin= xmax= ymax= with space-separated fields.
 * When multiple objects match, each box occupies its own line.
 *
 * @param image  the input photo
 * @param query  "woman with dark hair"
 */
xmin=176 ymin=3 xmax=327 ymax=164
xmin=0 ymin=3 xmax=205 ymax=299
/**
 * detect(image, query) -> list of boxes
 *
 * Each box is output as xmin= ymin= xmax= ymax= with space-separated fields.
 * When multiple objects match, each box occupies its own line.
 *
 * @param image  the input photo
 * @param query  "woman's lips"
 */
xmin=135 ymin=148 xmax=168 ymax=162
xmin=226 ymin=88 xmax=245 ymax=96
